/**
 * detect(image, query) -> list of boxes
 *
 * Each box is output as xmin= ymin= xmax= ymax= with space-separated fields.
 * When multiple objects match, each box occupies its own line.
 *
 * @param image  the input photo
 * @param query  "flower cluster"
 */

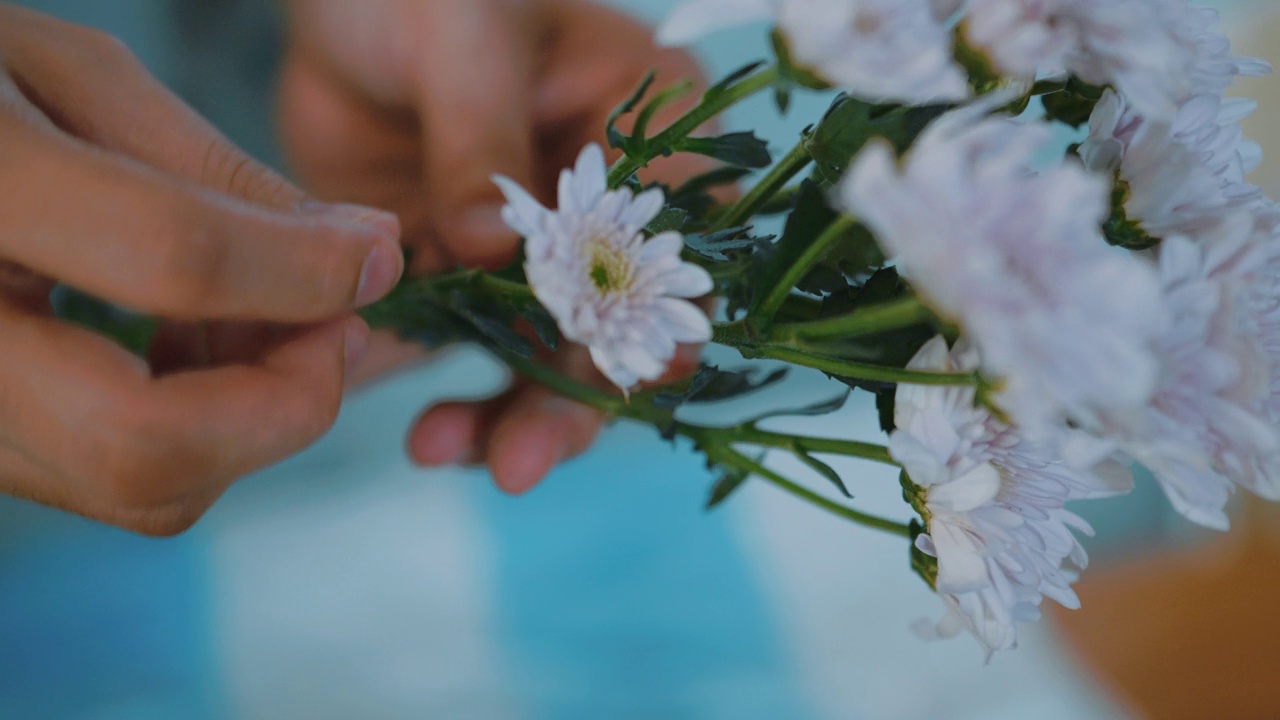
xmin=379 ymin=0 xmax=1280 ymax=658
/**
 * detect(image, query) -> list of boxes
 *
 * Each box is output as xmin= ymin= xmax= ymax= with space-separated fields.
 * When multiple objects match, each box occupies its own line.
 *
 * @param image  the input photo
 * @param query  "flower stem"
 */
xmin=771 ymin=296 xmax=932 ymax=343
xmin=607 ymin=65 xmax=780 ymax=188
xmin=499 ymin=352 xmax=907 ymax=537
xmin=753 ymin=346 xmax=979 ymax=386
xmin=706 ymin=445 xmax=912 ymax=538
xmin=731 ymin=425 xmax=897 ymax=465
xmin=754 ymin=214 xmax=859 ymax=325
xmin=712 ymin=139 xmax=813 ymax=231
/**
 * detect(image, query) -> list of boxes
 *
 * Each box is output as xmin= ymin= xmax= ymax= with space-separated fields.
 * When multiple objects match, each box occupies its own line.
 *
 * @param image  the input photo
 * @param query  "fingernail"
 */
xmin=302 ymin=201 xmax=401 ymax=240
xmin=343 ymin=324 xmax=370 ymax=374
xmin=355 ymin=244 xmax=402 ymax=307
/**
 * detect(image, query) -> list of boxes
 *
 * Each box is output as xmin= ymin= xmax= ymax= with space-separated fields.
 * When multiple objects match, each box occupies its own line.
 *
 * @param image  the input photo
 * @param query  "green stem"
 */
xmin=772 ymin=297 xmax=932 ymax=343
xmin=732 ymin=426 xmax=897 ymax=465
xmin=607 ymin=66 xmax=780 ymax=188
xmin=754 ymin=346 xmax=979 ymax=386
xmin=500 ymin=353 xmax=907 ymax=536
xmin=713 ymin=139 xmax=813 ymax=231
xmin=755 ymin=214 xmax=859 ymax=325
xmin=708 ymin=446 xmax=911 ymax=538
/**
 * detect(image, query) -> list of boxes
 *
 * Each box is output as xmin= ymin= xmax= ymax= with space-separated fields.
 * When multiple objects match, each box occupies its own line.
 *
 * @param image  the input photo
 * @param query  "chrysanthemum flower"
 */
xmin=841 ymin=112 xmax=1165 ymax=432
xmin=1103 ymin=221 xmax=1280 ymax=529
xmin=493 ymin=144 xmax=713 ymax=392
xmin=1081 ymin=89 xmax=1268 ymax=242
xmin=961 ymin=0 xmax=1218 ymax=120
xmin=657 ymin=0 xmax=969 ymax=105
xmin=892 ymin=337 xmax=1128 ymax=657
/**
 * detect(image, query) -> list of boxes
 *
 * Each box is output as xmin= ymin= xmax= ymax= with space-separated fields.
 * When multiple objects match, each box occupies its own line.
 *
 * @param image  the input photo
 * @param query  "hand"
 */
xmin=280 ymin=0 xmax=716 ymax=493
xmin=0 ymin=5 xmax=404 ymax=534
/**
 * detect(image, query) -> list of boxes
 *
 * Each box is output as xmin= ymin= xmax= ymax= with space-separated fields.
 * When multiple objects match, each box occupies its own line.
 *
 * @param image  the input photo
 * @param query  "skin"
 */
xmin=0 ymin=4 xmax=405 ymax=535
xmin=279 ymin=0 xmax=715 ymax=494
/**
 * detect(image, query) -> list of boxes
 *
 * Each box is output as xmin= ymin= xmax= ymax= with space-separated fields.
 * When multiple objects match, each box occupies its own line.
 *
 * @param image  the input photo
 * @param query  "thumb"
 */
xmin=412 ymin=2 xmax=540 ymax=271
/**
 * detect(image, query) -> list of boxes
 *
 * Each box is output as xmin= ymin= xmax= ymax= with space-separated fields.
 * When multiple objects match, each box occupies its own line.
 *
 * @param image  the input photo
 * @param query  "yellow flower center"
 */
xmin=586 ymin=239 xmax=631 ymax=294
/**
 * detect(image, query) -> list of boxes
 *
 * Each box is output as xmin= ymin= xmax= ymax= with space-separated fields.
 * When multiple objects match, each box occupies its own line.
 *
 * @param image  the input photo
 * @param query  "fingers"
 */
xmin=535 ymin=0 xmax=714 ymax=191
xmin=0 ymin=7 xmax=304 ymax=211
xmin=0 ymin=304 xmax=368 ymax=535
xmin=409 ymin=383 xmax=604 ymax=495
xmin=0 ymin=128 xmax=403 ymax=321
xmin=409 ymin=1 xmax=542 ymax=271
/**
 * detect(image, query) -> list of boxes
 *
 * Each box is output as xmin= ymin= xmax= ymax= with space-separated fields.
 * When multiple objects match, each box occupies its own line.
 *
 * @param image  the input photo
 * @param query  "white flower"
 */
xmin=1102 ymin=221 xmax=1280 ymax=529
xmin=892 ymin=337 xmax=1128 ymax=657
xmin=1081 ymin=89 xmax=1268 ymax=242
xmin=658 ymin=0 xmax=969 ymax=105
xmin=493 ymin=144 xmax=713 ymax=392
xmin=841 ymin=112 xmax=1166 ymax=432
xmin=655 ymin=0 xmax=779 ymax=46
xmin=961 ymin=0 xmax=1261 ymax=120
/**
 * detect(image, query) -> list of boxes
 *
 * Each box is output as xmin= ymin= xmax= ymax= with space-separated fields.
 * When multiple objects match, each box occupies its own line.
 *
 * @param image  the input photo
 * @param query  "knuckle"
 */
xmin=199 ymin=138 xmax=297 ymax=206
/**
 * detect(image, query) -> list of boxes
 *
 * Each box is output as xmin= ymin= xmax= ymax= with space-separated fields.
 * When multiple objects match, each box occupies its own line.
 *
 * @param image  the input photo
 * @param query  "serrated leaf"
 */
xmin=797 ymin=452 xmax=852 ymax=498
xmin=684 ymin=227 xmax=762 ymax=262
xmin=451 ymin=290 xmax=534 ymax=358
xmin=667 ymin=166 xmax=752 ymax=218
xmin=742 ymin=389 xmax=851 ymax=425
xmin=652 ymin=365 xmax=788 ymax=409
xmin=677 ymin=132 xmax=772 ymax=169
xmin=646 ymin=207 xmax=690 ymax=236
xmin=747 ymin=180 xmax=838 ymax=313
xmin=515 ymin=299 xmax=560 ymax=351
xmin=706 ymin=462 xmax=751 ymax=510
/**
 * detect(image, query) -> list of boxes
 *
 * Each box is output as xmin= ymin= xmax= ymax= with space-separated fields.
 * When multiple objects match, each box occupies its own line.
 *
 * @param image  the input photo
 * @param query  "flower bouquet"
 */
xmin=362 ymin=0 xmax=1277 ymax=658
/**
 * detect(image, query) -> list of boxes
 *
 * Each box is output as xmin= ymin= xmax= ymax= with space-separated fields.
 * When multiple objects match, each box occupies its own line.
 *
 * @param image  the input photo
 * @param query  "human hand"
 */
xmin=279 ymin=0 xmax=716 ymax=493
xmin=0 ymin=5 xmax=404 ymax=534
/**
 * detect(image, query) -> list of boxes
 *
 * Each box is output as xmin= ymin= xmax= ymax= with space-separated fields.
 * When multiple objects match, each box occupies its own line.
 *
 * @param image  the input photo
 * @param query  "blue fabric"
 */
xmin=474 ymin=426 xmax=818 ymax=720
xmin=0 ymin=505 xmax=220 ymax=719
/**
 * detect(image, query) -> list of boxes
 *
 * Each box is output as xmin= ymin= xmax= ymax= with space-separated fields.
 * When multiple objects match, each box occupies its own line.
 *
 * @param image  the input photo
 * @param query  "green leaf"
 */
xmin=741 ymin=389 xmax=851 ymax=425
xmin=875 ymin=387 xmax=897 ymax=434
xmin=668 ymin=166 xmax=753 ymax=217
xmin=646 ymin=207 xmax=691 ymax=236
xmin=797 ymin=451 xmax=852 ymax=498
xmin=51 ymin=286 xmax=156 ymax=355
xmin=747 ymin=179 xmax=838 ymax=313
xmin=805 ymin=96 xmax=948 ymax=185
xmin=684 ymin=227 xmax=763 ymax=262
xmin=450 ymin=289 xmax=534 ymax=358
xmin=1040 ymin=77 xmax=1106 ymax=128
xmin=634 ymin=80 xmax=696 ymax=142
xmin=796 ymin=222 xmax=885 ymax=296
xmin=606 ymin=71 xmax=657 ymax=152
xmin=515 ymin=299 xmax=560 ymax=351
xmin=706 ymin=61 xmax=767 ymax=101
xmin=652 ymin=364 xmax=789 ymax=409
xmin=706 ymin=462 xmax=751 ymax=510
xmin=676 ymin=132 xmax=773 ymax=169
xmin=816 ymin=268 xmax=936 ymax=391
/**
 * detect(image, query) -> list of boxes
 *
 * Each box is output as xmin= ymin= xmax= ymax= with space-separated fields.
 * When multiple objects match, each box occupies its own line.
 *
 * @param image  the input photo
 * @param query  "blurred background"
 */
xmin=1 ymin=1 xmax=1277 ymax=718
